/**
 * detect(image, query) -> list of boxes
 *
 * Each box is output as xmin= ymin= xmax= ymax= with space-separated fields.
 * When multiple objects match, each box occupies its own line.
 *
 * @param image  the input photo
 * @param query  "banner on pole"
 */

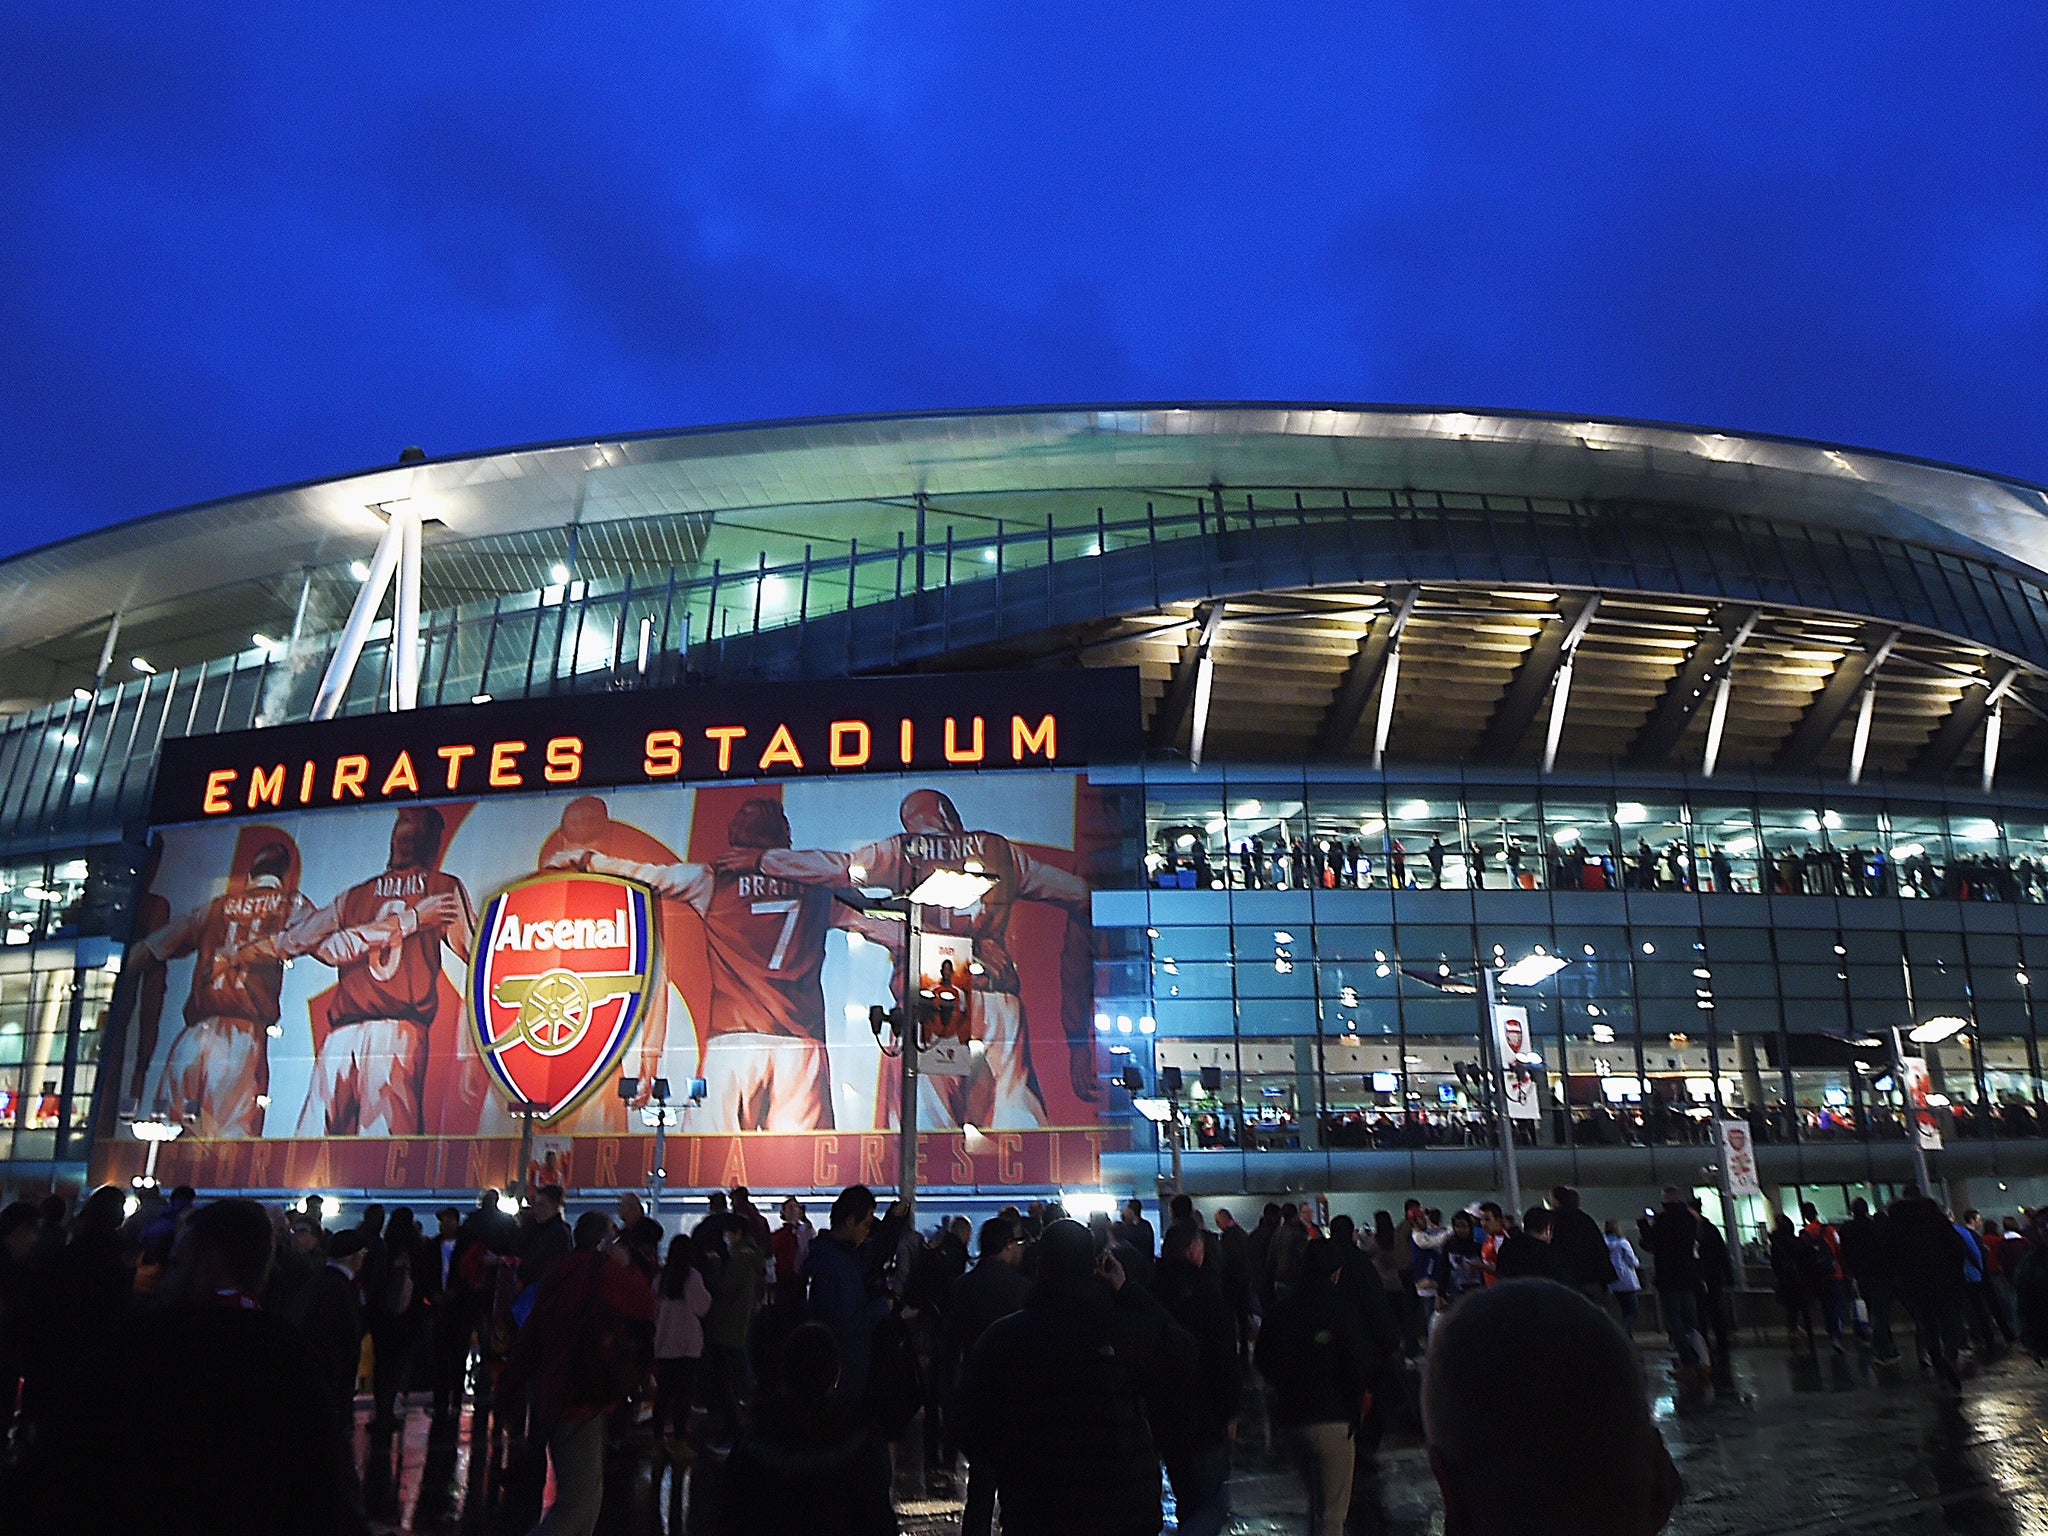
xmin=1718 ymin=1118 xmax=1761 ymax=1197
xmin=1899 ymin=1056 xmax=1944 ymax=1150
xmin=1491 ymin=1003 xmax=1543 ymax=1121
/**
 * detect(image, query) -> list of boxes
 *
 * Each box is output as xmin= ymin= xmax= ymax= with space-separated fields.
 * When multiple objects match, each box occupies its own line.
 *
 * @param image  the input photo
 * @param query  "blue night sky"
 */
xmin=3 ymin=6 xmax=2045 ymax=557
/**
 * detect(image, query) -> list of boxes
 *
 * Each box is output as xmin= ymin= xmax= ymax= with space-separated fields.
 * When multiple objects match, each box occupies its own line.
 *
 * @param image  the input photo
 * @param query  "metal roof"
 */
xmin=10 ymin=402 xmax=2048 ymax=667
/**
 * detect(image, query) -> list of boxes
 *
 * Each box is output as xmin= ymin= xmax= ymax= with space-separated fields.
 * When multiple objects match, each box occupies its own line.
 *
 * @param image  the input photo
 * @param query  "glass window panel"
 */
xmin=1693 ymin=800 xmax=1761 ymax=894
xmin=1541 ymin=796 xmax=1617 ymax=891
xmin=1461 ymin=795 xmax=1545 ymax=891
xmin=1615 ymin=798 xmax=1692 ymax=891
xmin=1224 ymin=787 xmax=1308 ymax=890
xmin=1146 ymin=786 xmax=1226 ymax=890
xmin=1303 ymin=785 xmax=1385 ymax=890
xmin=1152 ymin=961 xmax=1233 ymax=1000
xmin=1820 ymin=799 xmax=1887 ymax=898
xmin=1149 ymin=926 xmax=1233 ymax=962
xmin=1385 ymin=787 xmax=1466 ymax=890
xmin=1885 ymin=800 xmax=1949 ymax=898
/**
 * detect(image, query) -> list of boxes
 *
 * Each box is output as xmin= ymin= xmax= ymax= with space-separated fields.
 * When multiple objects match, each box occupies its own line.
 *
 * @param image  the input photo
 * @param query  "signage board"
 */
xmin=150 ymin=668 xmax=1143 ymax=825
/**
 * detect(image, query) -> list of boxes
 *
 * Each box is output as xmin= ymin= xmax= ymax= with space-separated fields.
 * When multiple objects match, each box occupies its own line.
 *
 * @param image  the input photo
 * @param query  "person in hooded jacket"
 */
xmin=716 ymin=1321 xmax=895 ymax=1536
xmin=958 ymin=1218 xmax=1196 ymax=1536
xmin=1256 ymin=1240 xmax=1376 ymax=1536
xmin=1884 ymin=1183 xmax=1969 ymax=1389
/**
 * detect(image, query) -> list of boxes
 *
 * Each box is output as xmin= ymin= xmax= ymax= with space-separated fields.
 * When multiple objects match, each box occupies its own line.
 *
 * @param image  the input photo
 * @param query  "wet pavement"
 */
xmin=359 ymin=1329 xmax=2048 ymax=1535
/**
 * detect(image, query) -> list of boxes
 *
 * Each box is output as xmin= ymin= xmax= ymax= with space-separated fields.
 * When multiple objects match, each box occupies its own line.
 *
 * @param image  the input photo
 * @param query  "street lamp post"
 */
xmin=507 ymin=1099 xmax=550 ymax=1202
xmin=841 ymin=863 xmax=997 ymax=1224
xmin=1409 ymin=948 xmax=1568 ymax=1217
xmin=130 ymin=1114 xmax=183 ymax=1189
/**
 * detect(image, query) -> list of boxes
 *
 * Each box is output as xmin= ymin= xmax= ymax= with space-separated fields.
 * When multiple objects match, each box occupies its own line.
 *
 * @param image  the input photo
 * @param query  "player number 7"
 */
xmin=751 ymin=898 xmax=799 ymax=972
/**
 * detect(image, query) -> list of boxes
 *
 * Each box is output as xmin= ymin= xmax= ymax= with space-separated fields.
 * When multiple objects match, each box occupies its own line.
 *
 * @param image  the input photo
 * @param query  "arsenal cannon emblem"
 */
xmin=467 ymin=870 xmax=658 ymax=1121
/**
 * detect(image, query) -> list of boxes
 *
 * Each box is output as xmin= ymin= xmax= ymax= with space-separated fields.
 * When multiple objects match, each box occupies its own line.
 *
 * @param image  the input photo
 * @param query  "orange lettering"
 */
xmin=379 ymin=750 xmax=419 ymax=796
xmin=813 ymin=1134 xmax=841 ymax=1187
xmin=950 ymin=1136 xmax=974 ymax=1183
xmin=899 ymin=718 xmax=914 ymax=764
xmin=385 ymin=1140 xmax=412 ymax=1187
xmin=997 ymin=1132 xmax=1025 ymax=1184
xmin=202 ymin=769 xmax=237 ymax=815
xmin=643 ymin=729 xmax=683 ymax=777
xmin=860 ymin=1135 xmax=888 ymax=1186
xmin=829 ymin=720 xmax=871 ymax=768
xmin=247 ymin=764 xmax=285 ymax=809
xmin=944 ymin=715 xmax=985 ymax=763
xmin=720 ymin=1138 xmax=749 ymax=1187
xmin=489 ymin=740 xmax=525 ymax=787
xmin=1011 ymin=713 xmax=1056 ymax=760
xmin=331 ymin=755 xmax=369 ymax=800
xmin=298 ymin=760 xmax=316 ymax=803
xmin=436 ymin=743 xmax=475 ymax=790
xmin=544 ymin=735 xmax=583 ymax=783
xmin=594 ymin=1138 xmax=620 ymax=1185
xmin=705 ymin=726 xmax=747 ymax=772
xmin=756 ymin=723 xmax=804 ymax=771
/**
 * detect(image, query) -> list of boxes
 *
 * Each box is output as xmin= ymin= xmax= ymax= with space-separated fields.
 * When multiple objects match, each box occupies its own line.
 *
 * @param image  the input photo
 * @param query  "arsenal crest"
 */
xmin=468 ymin=870 xmax=658 ymax=1122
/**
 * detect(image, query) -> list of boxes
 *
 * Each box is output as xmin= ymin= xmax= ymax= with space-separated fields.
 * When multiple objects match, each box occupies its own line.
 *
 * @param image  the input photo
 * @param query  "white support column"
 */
xmin=1371 ymin=645 xmax=1402 ymax=770
xmin=1702 ymin=670 xmax=1735 ymax=779
xmin=310 ymin=514 xmax=405 ymax=721
xmin=94 ymin=614 xmax=122 ymax=687
xmin=1541 ymin=655 xmax=1576 ymax=774
xmin=1982 ymin=701 xmax=2004 ymax=794
xmin=390 ymin=506 xmax=423 ymax=711
xmin=1188 ymin=652 xmax=1217 ymax=767
xmin=1846 ymin=681 xmax=1878 ymax=785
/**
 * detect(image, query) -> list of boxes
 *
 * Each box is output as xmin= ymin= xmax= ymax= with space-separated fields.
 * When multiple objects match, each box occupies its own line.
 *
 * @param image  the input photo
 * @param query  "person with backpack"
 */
xmin=1798 ymin=1203 xmax=1847 ymax=1353
xmin=958 ymin=1218 xmax=1197 ymax=1536
xmin=716 ymin=1322 xmax=897 ymax=1536
xmin=499 ymin=1211 xmax=656 ymax=1536
xmin=368 ymin=1206 xmax=423 ymax=1432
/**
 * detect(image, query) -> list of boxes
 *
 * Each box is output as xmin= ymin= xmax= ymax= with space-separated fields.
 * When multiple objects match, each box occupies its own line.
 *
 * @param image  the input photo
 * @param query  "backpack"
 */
xmin=1800 ymin=1227 xmax=1836 ymax=1286
xmin=565 ymin=1277 xmax=641 ymax=1410
xmin=863 ymin=1310 xmax=924 ymax=1440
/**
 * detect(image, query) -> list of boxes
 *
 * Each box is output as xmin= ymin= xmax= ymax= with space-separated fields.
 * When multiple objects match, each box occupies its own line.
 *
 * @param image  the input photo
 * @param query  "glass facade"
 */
xmin=1098 ymin=767 xmax=2048 ymax=1182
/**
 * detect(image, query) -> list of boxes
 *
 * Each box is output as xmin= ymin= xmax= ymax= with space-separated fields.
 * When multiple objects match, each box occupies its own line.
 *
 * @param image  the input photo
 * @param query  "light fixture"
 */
xmin=350 ymin=559 xmax=372 ymax=581
xmin=130 ymin=657 xmax=156 ymax=675
xmin=1132 ymin=1097 xmax=1172 ymax=1122
xmin=1641 ymin=942 xmax=1655 ymax=955
xmin=1834 ymin=944 xmax=1847 ymax=956
xmin=1615 ymin=802 xmax=1648 ymax=825
xmin=1583 ymin=944 xmax=1596 ymax=956
xmin=1233 ymin=799 xmax=1263 ymax=818
xmin=908 ymin=868 xmax=999 ymax=908
xmin=470 ymin=692 xmax=492 ymax=705
xmin=1396 ymin=799 xmax=1430 ymax=820
xmin=1908 ymin=1016 xmax=1969 ymax=1044
xmin=130 ymin=1117 xmax=184 ymax=1144
xmin=71 ymin=688 xmax=92 ymax=703
xmin=1497 ymin=953 xmax=1568 ymax=987
xmin=550 ymin=562 xmax=570 ymax=585
xmin=251 ymin=632 xmax=274 ymax=651
xmin=1116 ymin=1015 xmax=1133 ymax=1034
xmin=1138 ymin=1016 xmax=1156 ymax=1035
xmin=2019 ymin=972 xmax=2031 ymax=987
xmin=1693 ymin=968 xmax=1712 ymax=979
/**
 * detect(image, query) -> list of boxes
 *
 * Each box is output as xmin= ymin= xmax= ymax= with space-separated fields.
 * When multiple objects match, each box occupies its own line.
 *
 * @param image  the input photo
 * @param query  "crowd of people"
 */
xmin=0 ymin=1173 xmax=2044 ymax=1535
xmin=1150 ymin=820 xmax=2048 ymax=906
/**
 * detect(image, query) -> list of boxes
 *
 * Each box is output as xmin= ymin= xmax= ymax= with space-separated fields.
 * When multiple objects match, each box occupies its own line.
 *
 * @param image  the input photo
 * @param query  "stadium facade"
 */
xmin=6 ymin=404 xmax=2048 ymax=1229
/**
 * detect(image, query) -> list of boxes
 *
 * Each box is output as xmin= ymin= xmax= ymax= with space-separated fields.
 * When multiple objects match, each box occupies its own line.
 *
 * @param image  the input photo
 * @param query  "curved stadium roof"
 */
xmin=8 ymin=403 xmax=2048 ymax=795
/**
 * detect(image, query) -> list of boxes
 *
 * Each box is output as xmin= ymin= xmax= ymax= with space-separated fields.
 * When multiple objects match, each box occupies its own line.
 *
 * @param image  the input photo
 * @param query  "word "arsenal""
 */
xmin=493 ymin=910 xmax=633 ymax=953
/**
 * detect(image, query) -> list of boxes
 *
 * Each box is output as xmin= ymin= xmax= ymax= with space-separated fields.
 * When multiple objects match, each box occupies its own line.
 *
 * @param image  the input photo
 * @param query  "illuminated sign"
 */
xmin=469 ymin=870 xmax=658 ymax=1123
xmin=151 ymin=669 xmax=1141 ymax=825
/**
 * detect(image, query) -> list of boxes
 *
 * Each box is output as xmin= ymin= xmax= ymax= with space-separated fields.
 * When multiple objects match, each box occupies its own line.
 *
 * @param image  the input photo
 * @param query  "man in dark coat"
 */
xmin=1884 ymin=1182 xmax=1969 ymax=1388
xmin=943 ymin=1219 xmax=1032 ymax=1536
xmin=1256 ymin=1240 xmax=1376 ymax=1536
xmin=19 ymin=1199 xmax=366 ymax=1536
xmin=1838 ymin=1196 xmax=1898 ymax=1363
xmin=1493 ymin=1208 xmax=1567 ymax=1283
xmin=960 ymin=1218 xmax=1196 ymax=1536
xmin=1548 ymin=1187 xmax=1618 ymax=1307
xmin=1643 ymin=1188 xmax=1708 ymax=1377
xmin=1152 ymin=1223 xmax=1241 ymax=1536
xmin=293 ymin=1227 xmax=368 ymax=1419
xmin=1213 ymin=1207 xmax=1254 ymax=1357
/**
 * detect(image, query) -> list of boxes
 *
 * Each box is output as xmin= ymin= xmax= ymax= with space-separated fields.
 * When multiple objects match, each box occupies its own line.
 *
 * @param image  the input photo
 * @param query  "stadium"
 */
xmin=5 ymin=403 xmax=2048 ymax=1232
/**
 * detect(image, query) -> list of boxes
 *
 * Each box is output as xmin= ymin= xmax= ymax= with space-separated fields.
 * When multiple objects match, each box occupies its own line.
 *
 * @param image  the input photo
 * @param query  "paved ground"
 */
xmin=362 ymin=1330 xmax=2048 ymax=1534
